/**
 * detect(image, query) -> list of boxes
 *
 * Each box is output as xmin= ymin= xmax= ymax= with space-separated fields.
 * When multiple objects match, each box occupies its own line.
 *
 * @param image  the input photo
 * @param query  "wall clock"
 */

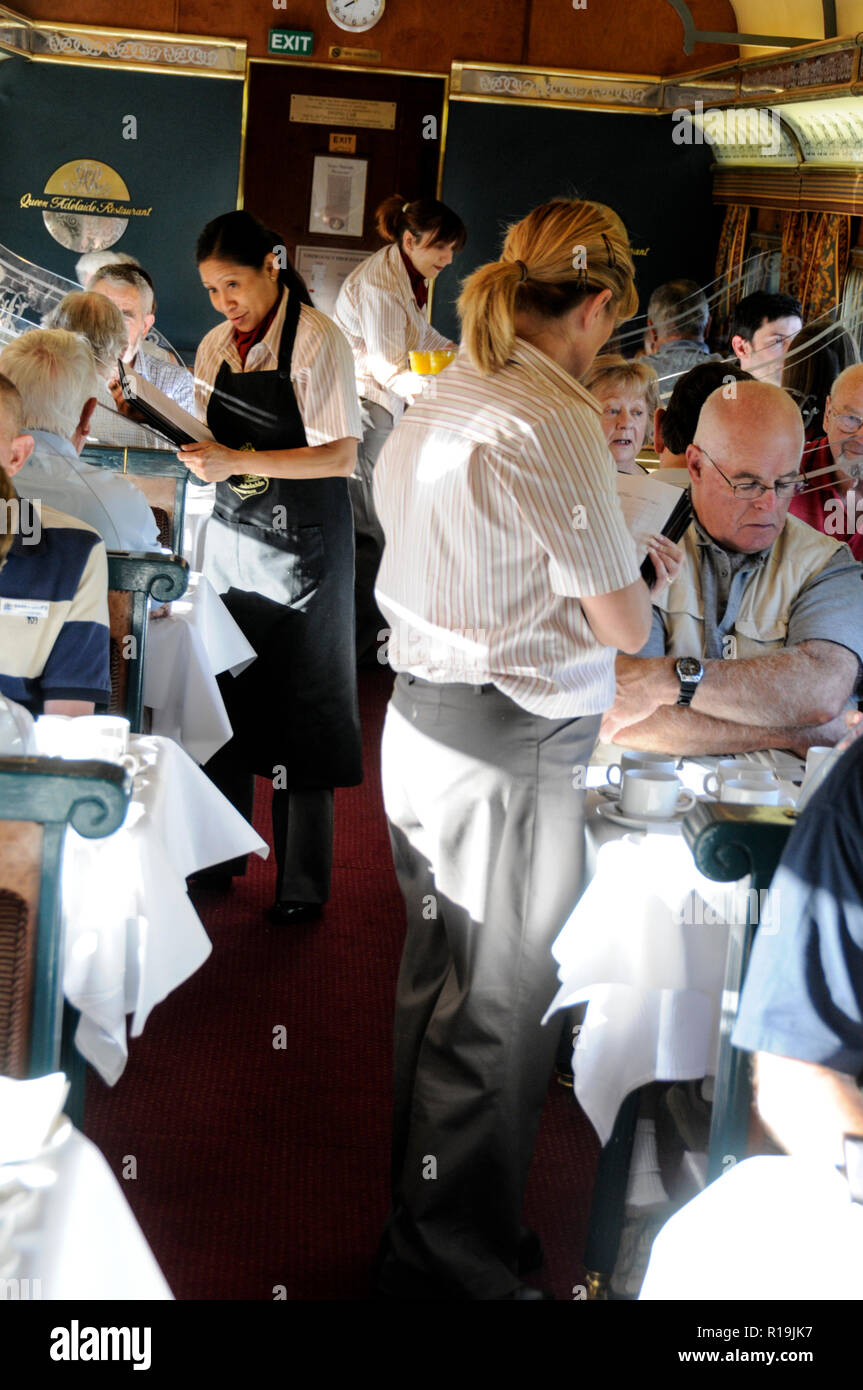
xmin=326 ymin=0 xmax=385 ymax=32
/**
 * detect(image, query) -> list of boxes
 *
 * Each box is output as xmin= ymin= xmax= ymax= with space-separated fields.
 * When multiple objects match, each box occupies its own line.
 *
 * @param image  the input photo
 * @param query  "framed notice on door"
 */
xmin=308 ymin=155 xmax=367 ymax=238
xmin=295 ymin=245 xmax=371 ymax=318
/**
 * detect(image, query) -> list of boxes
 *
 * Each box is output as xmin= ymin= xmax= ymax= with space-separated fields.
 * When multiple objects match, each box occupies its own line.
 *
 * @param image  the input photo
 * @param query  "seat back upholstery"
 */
xmin=81 ymin=445 xmax=189 ymax=553
xmin=106 ymin=552 xmax=190 ymax=730
xmin=0 ymin=759 xmax=130 ymax=1083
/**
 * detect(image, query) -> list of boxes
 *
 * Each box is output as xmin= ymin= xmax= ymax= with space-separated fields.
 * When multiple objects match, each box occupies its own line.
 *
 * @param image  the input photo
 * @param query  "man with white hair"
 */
xmin=89 ymin=263 xmax=192 ymax=399
xmin=645 ymin=279 xmax=723 ymax=403
xmin=0 ymin=329 xmax=159 ymax=551
xmin=601 ymin=380 xmax=863 ymax=756
xmin=790 ymin=362 xmax=863 ymax=562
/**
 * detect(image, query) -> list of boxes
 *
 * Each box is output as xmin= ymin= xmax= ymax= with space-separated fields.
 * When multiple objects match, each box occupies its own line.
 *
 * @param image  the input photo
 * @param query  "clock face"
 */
xmin=327 ymin=0 xmax=385 ymax=32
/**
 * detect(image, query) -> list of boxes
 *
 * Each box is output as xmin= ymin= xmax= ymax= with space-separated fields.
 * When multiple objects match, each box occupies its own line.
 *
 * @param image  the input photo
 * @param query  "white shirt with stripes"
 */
xmin=333 ymin=243 xmax=455 ymax=422
xmin=373 ymin=338 xmax=641 ymax=719
xmin=194 ymin=286 xmax=362 ymax=446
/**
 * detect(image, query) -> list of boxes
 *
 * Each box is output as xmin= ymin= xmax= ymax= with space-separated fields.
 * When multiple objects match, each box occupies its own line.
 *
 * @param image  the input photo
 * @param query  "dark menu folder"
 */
xmin=118 ymin=361 xmax=214 ymax=449
xmin=640 ymin=490 xmax=693 ymax=586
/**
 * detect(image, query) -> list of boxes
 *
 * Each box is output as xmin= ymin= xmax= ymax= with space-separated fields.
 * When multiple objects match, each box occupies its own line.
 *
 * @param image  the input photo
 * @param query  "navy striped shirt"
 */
xmin=0 ymin=502 xmax=110 ymax=711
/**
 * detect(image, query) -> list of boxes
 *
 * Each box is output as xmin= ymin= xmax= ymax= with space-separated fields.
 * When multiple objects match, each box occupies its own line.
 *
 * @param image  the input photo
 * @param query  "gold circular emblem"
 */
xmin=41 ymin=159 xmax=130 ymax=252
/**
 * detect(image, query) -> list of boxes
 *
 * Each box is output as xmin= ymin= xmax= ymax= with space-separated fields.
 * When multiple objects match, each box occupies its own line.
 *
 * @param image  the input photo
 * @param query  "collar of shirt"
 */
xmin=207 ymin=286 xmax=288 ymax=373
xmin=28 ymin=429 xmax=80 ymax=466
xmin=398 ymin=246 xmax=428 ymax=310
xmin=692 ymin=512 xmax=771 ymax=574
xmin=507 ymin=338 xmax=603 ymax=414
xmin=654 ymin=337 xmax=710 ymax=355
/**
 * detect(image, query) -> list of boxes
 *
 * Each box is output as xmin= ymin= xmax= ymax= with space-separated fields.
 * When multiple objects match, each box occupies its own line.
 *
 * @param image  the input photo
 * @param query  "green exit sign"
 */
xmin=268 ymin=28 xmax=314 ymax=55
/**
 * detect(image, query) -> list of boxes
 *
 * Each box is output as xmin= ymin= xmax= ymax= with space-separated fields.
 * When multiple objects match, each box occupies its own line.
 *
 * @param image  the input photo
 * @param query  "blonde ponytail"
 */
xmin=458 ymin=198 xmax=638 ymax=376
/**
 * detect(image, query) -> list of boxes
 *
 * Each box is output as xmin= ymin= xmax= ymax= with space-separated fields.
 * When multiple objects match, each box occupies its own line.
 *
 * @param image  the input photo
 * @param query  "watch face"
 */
xmin=327 ymin=0 xmax=385 ymax=31
xmin=677 ymin=657 xmax=702 ymax=679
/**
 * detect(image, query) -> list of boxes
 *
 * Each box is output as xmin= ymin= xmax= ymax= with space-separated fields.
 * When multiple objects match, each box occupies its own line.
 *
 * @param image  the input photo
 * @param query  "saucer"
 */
xmin=597 ymin=801 xmax=687 ymax=831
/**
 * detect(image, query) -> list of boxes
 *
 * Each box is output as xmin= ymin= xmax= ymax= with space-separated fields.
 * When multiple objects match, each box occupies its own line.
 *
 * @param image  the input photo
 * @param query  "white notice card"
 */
xmin=615 ymin=472 xmax=685 ymax=560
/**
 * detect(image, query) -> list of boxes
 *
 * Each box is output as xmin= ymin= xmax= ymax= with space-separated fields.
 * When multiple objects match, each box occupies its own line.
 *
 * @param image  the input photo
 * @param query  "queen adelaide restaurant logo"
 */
xmin=19 ymin=159 xmax=152 ymax=253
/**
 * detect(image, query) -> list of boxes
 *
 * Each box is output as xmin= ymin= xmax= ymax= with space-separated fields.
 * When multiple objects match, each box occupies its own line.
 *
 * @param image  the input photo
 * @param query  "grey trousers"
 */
xmin=350 ymin=399 xmax=392 ymax=663
xmin=377 ymin=673 xmax=601 ymax=1298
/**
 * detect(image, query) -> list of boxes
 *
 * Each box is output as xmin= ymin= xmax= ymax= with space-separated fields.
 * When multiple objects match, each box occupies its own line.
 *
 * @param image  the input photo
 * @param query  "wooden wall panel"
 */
xmin=14 ymin=0 xmax=739 ymax=75
xmin=526 ymin=0 xmax=739 ymax=76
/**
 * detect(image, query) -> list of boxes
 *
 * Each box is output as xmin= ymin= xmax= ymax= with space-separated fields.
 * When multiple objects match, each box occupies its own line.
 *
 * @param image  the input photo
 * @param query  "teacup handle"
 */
xmin=676 ymin=789 xmax=697 ymax=812
xmin=607 ymin=765 xmax=623 ymax=786
xmin=703 ymin=772 xmax=719 ymax=796
xmin=118 ymin=753 xmax=140 ymax=777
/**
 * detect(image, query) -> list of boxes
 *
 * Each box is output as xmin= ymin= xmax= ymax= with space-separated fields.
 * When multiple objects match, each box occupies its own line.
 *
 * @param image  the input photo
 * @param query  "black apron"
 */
xmin=203 ymin=289 xmax=362 ymax=788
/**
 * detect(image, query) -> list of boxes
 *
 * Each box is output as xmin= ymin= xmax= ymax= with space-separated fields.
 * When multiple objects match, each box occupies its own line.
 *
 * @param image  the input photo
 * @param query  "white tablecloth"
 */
xmin=641 ymin=1155 xmax=863 ymax=1300
xmin=10 ymin=1128 xmax=172 ymax=1300
xmin=543 ymin=753 xmax=804 ymax=1145
xmin=182 ymin=480 xmax=215 ymax=571
xmin=62 ymin=734 xmax=268 ymax=1085
xmin=144 ymin=571 xmax=256 ymax=764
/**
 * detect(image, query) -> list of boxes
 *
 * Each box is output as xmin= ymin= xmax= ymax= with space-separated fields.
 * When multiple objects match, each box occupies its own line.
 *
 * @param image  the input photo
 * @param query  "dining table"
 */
xmin=144 ymin=569 xmax=256 ymax=765
xmin=58 ymin=732 xmax=269 ymax=1086
xmin=543 ymin=745 xmax=806 ymax=1146
xmin=8 ymin=1126 xmax=173 ymax=1300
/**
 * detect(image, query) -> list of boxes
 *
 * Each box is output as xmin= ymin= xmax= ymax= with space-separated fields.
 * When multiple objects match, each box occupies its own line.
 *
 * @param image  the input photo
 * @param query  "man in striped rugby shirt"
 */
xmin=0 ymin=373 xmax=110 ymax=715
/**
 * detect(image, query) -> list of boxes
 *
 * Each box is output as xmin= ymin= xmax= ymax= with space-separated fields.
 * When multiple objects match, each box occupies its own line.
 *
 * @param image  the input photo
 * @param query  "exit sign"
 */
xmin=268 ymin=28 xmax=314 ymax=55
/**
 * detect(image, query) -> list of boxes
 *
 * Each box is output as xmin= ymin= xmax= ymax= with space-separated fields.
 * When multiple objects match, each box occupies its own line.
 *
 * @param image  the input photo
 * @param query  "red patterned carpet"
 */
xmin=83 ymin=666 xmax=600 ymax=1300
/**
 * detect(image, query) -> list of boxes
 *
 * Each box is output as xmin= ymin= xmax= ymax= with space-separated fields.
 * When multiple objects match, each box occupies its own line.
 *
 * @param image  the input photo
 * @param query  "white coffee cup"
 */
xmin=719 ymin=779 xmax=793 ymax=806
xmin=803 ymin=745 xmax=833 ymax=784
xmin=33 ymin=714 xmax=73 ymax=757
xmin=619 ymin=770 xmax=696 ymax=819
xmin=607 ymin=751 xmax=678 ymax=787
xmin=703 ymin=761 xmax=779 ymax=796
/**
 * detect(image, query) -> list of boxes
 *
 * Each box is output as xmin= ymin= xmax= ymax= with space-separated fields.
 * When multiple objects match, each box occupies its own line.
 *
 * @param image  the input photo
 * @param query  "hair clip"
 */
xmin=402 ymin=202 xmax=410 ymax=213
xmin=601 ymin=233 xmax=617 ymax=268
xmin=514 ymin=260 xmax=529 ymax=282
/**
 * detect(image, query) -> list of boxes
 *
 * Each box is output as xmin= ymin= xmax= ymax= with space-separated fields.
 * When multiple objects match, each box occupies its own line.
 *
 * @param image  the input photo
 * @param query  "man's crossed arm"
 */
xmin=600 ymin=640 xmax=860 ymax=756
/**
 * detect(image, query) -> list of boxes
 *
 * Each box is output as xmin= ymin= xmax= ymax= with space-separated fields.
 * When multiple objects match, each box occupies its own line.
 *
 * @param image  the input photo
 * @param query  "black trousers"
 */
xmin=376 ymin=674 xmax=601 ymax=1298
xmin=202 ymin=738 xmax=334 ymax=903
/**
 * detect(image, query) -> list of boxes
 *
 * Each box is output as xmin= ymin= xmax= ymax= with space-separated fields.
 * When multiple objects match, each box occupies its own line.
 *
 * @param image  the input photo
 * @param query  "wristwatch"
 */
xmin=675 ymin=656 xmax=704 ymax=707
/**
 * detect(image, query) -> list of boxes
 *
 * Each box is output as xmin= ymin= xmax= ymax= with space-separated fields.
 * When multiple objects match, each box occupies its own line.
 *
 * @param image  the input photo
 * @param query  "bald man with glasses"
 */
xmin=601 ymin=380 xmax=863 ymax=757
xmin=790 ymin=362 xmax=863 ymax=563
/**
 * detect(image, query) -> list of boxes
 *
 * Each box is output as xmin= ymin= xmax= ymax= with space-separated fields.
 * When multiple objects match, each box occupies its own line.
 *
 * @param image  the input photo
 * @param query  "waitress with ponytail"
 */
xmin=334 ymin=194 xmax=466 ymax=661
xmin=180 ymin=210 xmax=363 ymax=926
xmin=371 ymin=199 xmax=683 ymax=1299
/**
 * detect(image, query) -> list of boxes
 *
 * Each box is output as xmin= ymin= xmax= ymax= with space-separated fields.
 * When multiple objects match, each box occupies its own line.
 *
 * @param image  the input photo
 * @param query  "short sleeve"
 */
xmin=732 ymin=800 xmax=863 ymax=1075
xmin=786 ymin=545 xmax=863 ymax=669
xmin=292 ymin=309 xmax=363 ymax=445
xmin=489 ymin=405 xmax=640 ymax=599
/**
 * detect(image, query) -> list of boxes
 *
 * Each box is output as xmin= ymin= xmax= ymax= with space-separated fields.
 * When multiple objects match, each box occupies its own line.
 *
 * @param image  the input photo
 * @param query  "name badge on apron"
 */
xmin=0 ymin=597 xmax=50 ymax=620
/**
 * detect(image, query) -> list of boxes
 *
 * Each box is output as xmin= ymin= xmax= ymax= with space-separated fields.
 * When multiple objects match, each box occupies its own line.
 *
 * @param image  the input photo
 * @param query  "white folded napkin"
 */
xmin=0 ymin=1073 xmax=69 ymax=1165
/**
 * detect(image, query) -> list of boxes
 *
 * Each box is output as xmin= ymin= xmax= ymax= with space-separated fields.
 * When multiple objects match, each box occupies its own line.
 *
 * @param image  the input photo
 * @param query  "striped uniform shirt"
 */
xmin=0 ymin=502 xmax=110 ymax=711
xmin=194 ymin=286 xmax=362 ymax=445
xmin=90 ymin=345 xmax=196 ymax=451
xmin=373 ymin=339 xmax=641 ymax=719
xmin=333 ymin=243 xmax=455 ymax=422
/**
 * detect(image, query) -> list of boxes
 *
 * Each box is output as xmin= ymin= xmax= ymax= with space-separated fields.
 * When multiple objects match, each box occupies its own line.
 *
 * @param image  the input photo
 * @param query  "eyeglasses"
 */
xmin=692 ymin=444 xmax=804 ymax=500
xmin=829 ymin=410 xmax=863 ymax=436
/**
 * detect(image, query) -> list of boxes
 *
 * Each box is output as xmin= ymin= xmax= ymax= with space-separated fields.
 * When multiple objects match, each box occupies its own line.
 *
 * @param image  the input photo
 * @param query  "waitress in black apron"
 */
xmin=180 ymin=210 xmax=363 ymax=925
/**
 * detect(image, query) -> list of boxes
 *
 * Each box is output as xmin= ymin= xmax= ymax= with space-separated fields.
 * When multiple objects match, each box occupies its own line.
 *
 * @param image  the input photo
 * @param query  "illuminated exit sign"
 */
xmin=268 ymin=29 xmax=314 ymax=55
